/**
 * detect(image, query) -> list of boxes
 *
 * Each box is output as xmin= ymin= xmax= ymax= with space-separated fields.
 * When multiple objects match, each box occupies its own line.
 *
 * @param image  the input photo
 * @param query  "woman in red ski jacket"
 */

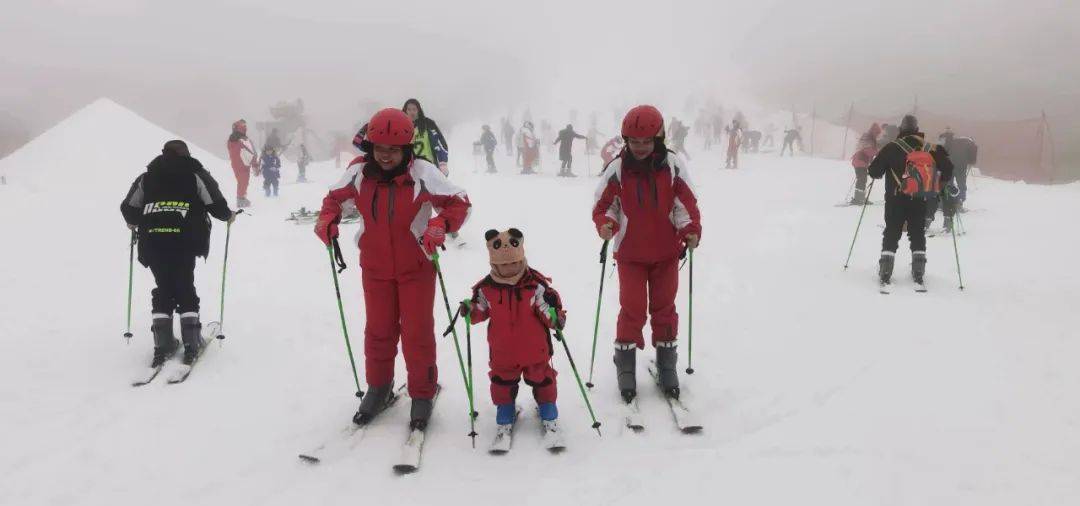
xmin=226 ymin=119 xmax=257 ymax=208
xmin=592 ymin=105 xmax=702 ymax=402
xmin=315 ymin=108 xmax=471 ymax=428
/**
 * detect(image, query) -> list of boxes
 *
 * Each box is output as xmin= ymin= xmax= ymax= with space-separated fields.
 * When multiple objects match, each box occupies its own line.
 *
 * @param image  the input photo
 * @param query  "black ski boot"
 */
xmin=409 ymin=398 xmax=434 ymax=431
xmin=879 ymin=251 xmax=895 ymax=286
xmin=656 ymin=342 xmax=680 ymax=399
xmin=912 ymin=251 xmax=927 ymax=285
xmin=614 ymin=344 xmax=637 ymax=403
xmin=353 ymin=383 xmax=395 ymax=425
xmin=151 ymin=315 xmax=179 ymax=368
xmin=179 ymin=313 xmax=204 ymax=366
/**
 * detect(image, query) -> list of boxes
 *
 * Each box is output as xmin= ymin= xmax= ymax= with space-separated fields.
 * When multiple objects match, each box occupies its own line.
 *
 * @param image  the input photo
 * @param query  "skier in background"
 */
xmin=592 ymin=105 xmax=702 ymax=403
xmin=670 ymin=119 xmax=691 ymax=160
xmin=779 ymin=126 xmax=802 ymax=156
xmin=261 ymin=147 xmax=281 ymax=197
xmin=938 ymin=128 xmax=978 ymax=212
xmin=600 ymin=135 xmax=624 ymax=167
xmin=501 ymin=118 xmax=515 ymax=156
xmin=478 ymin=125 xmax=498 ymax=173
xmin=519 ymin=121 xmax=540 ymax=174
xmin=403 ymin=98 xmax=449 ymax=175
xmin=227 ymin=119 xmax=258 ymax=208
xmin=297 ymin=143 xmax=310 ymax=183
xmin=724 ymin=119 xmax=742 ymax=168
xmin=868 ymin=115 xmax=953 ymax=290
xmin=315 ymin=108 xmax=471 ymax=429
xmin=849 ymin=123 xmax=882 ymax=205
xmin=121 ymin=140 xmax=236 ymax=369
xmin=554 ymin=123 xmax=586 ymax=177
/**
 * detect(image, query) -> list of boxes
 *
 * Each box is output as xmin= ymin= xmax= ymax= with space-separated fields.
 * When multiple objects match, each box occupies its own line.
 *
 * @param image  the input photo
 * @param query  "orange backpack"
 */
xmin=893 ymin=138 xmax=941 ymax=199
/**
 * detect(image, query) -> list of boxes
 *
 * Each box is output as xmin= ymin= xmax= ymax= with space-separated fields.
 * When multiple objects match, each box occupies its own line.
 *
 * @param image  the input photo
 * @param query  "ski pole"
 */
xmin=950 ymin=208 xmax=965 ymax=291
xmin=842 ymin=176 xmax=856 ymax=204
xmin=432 ymin=253 xmax=478 ymax=442
xmin=586 ymin=240 xmax=610 ymax=388
xmin=686 ymin=247 xmax=695 ymax=375
xmin=123 ymin=230 xmax=136 ymax=343
xmin=550 ymin=308 xmax=602 ymax=437
xmin=215 ymin=210 xmax=242 ymax=340
xmin=464 ymin=303 xmax=479 ymax=447
xmin=843 ymin=179 xmax=875 ymax=269
xmin=327 ymin=238 xmax=363 ymax=398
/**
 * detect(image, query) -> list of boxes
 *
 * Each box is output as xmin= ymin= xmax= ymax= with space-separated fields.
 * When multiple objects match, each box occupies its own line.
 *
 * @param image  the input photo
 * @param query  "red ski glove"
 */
xmin=315 ymin=218 xmax=339 ymax=246
xmin=422 ymin=217 xmax=446 ymax=255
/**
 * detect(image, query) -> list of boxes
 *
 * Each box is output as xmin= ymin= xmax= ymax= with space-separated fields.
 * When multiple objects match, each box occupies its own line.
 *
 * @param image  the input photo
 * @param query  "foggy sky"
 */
xmin=2 ymin=0 xmax=1077 ymax=156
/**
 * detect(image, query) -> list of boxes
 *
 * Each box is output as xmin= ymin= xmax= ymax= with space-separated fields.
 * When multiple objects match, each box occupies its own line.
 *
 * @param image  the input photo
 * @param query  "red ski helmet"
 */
xmin=621 ymin=105 xmax=664 ymax=138
xmin=366 ymin=108 xmax=415 ymax=146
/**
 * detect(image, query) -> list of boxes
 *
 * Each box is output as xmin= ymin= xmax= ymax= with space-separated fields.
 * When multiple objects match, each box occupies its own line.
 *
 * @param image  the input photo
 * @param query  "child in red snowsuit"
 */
xmin=592 ymin=105 xmax=702 ymax=402
xmin=462 ymin=229 xmax=566 ymax=431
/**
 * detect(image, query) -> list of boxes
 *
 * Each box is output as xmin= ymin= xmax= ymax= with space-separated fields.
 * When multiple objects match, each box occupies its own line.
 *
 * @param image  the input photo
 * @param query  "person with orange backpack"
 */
xmin=868 ymin=115 xmax=953 ymax=292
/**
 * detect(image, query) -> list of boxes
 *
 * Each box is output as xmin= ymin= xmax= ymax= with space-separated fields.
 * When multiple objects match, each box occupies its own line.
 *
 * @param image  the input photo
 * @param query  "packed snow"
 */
xmin=1 ymin=99 xmax=1078 ymax=506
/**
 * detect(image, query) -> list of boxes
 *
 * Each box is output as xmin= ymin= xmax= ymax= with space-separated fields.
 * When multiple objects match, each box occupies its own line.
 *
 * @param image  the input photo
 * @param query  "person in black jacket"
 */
xmin=121 ymin=140 xmax=236 ymax=367
xmin=478 ymin=125 xmax=498 ymax=173
xmin=938 ymin=129 xmax=977 ymax=209
xmin=868 ymin=115 xmax=953 ymax=288
xmin=553 ymin=124 xmax=586 ymax=177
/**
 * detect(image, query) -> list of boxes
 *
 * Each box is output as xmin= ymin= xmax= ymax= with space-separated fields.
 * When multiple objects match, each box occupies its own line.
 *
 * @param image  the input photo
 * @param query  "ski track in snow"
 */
xmin=1 ymin=103 xmax=1080 ymax=505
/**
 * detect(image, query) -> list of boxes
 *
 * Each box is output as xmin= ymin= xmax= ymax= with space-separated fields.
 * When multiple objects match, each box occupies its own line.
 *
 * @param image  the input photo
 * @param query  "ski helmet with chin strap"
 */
xmin=621 ymin=105 xmax=664 ymax=138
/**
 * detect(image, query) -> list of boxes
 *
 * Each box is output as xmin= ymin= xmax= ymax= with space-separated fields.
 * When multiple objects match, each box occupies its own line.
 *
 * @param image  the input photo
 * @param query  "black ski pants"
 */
xmin=148 ymin=250 xmax=199 ymax=315
xmin=882 ymin=194 xmax=928 ymax=253
xmin=485 ymin=148 xmax=496 ymax=172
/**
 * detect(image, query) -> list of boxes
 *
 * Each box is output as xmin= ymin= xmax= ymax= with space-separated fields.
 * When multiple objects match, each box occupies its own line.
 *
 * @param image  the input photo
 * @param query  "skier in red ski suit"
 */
xmin=315 ymin=108 xmax=471 ymax=428
xmin=592 ymin=105 xmax=702 ymax=402
xmin=226 ymin=120 xmax=257 ymax=208
xmin=462 ymin=228 xmax=566 ymax=431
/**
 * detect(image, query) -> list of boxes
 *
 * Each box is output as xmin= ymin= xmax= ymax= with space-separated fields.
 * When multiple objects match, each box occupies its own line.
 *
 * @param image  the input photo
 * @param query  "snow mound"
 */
xmin=0 ymin=98 xmax=227 ymax=194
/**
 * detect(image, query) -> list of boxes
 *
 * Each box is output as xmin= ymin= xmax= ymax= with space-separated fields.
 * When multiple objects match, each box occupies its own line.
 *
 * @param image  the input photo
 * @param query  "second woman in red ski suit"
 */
xmin=592 ymin=105 xmax=702 ymax=402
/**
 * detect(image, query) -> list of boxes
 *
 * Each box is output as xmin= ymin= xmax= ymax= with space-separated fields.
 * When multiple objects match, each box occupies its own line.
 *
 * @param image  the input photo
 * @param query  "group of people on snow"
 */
xmin=846 ymin=114 xmax=978 ymax=290
xmin=226 ymin=121 xmax=311 ymax=206
xmin=121 ymin=101 xmax=703 ymax=445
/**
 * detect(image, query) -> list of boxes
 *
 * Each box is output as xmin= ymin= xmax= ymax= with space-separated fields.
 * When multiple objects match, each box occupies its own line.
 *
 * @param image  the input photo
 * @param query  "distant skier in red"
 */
xmin=226 ymin=120 xmax=258 ymax=208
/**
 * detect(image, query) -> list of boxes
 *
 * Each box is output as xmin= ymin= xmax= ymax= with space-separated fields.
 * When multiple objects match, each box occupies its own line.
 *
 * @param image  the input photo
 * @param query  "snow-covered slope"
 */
xmin=1 ymin=109 xmax=1078 ymax=506
xmin=0 ymin=98 xmax=229 ymax=195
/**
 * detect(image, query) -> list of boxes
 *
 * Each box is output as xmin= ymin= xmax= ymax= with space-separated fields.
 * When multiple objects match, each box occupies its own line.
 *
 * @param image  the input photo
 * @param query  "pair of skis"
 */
xmin=131 ymin=322 xmax=220 ymax=387
xmin=622 ymin=361 xmax=704 ymax=434
xmin=298 ymin=384 xmax=440 ymax=475
xmin=488 ymin=407 xmax=566 ymax=455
